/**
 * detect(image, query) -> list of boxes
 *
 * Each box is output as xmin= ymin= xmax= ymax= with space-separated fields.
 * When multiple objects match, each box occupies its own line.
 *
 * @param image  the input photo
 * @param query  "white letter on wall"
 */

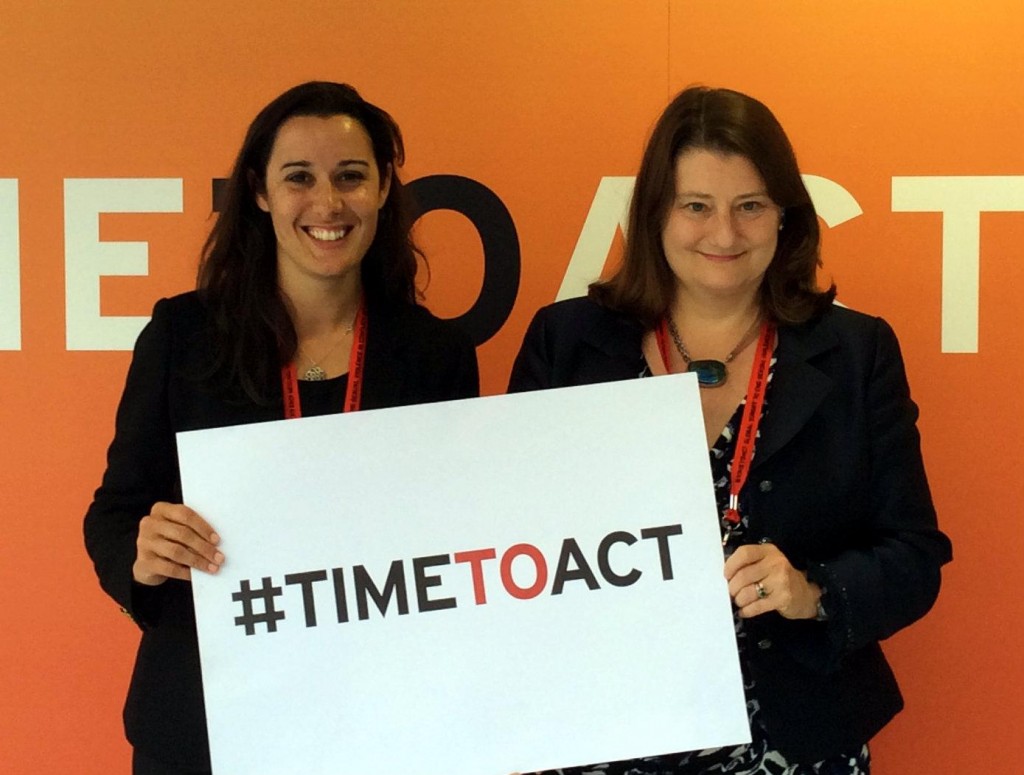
xmin=556 ymin=177 xmax=634 ymax=301
xmin=892 ymin=176 xmax=1024 ymax=353
xmin=65 ymin=178 xmax=183 ymax=350
xmin=0 ymin=179 xmax=19 ymax=350
xmin=803 ymin=175 xmax=862 ymax=228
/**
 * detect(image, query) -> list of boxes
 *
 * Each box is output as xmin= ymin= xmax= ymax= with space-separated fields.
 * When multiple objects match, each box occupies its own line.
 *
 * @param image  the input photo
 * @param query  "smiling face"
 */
xmin=661 ymin=148 xmax=782 ymax=306
xmin=256 ymin=113 xmax=390 ymax=296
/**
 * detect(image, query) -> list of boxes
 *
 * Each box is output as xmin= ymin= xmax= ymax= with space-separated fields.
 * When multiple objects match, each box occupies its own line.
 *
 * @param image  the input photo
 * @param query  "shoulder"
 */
xmin=386 ymin=301 xmax=458 ymax=332
xmin=375 ymin=301 xmax=473 ymax=350
xmin=130 ymin=291 xmax=201 ymax=349
xmin=129 ymin=291 xmax=217 ymax=383
xmin=530 ymin=296 xmax=624 ymax=328
xmin=364 ymin=300 xmax=479 ymax=402
xmin=508 ymin=296 xmax=644 ymax=392
xmin=143 ymin=291 xmax=208 ymax=339
xmin=368 ymin=300 xmax=477 ymax=377
xmin=775 ymin=303 xmax=909 ymax=398
xmin=792 ymin=302 xmax=888 ymax=333
xmin=524 ymin=296 xmax=641 ymax=347
xmin=781 ymin=303 xmax=901 ymax=361
xmin=149 ymin=290 xmax=204 ymax=319
xmin=821 ymin=303 xmax=894 ymax=336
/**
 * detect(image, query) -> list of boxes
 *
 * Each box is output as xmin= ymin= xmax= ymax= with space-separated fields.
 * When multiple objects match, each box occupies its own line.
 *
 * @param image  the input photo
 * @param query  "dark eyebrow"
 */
xmin=675 ymin=190 xmax=770 ymax=200
xmin=279 ymin=160 xmax=371 ymax=171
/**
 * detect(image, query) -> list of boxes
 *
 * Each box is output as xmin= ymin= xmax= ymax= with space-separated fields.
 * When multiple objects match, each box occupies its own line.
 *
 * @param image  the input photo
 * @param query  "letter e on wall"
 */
xmin=64 ymin=178 xmax=183 ymax=350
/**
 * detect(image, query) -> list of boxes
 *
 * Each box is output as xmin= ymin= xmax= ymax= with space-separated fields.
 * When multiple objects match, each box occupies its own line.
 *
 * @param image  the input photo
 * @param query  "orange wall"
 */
xmin=1 ymin=2 xmax=1020 ymax=772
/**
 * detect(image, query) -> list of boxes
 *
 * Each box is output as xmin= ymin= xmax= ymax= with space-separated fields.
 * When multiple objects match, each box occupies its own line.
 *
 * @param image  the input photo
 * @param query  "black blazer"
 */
xmin=84 ymin=291 xmax=479 ymax=770
xmin=508 ymin=297 xmax=951 ymax=763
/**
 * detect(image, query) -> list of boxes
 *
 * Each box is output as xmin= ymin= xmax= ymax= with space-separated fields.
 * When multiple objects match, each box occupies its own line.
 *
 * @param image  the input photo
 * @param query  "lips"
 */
xmin=304 ymin=226 xmax=351 ymax=242
xmin=700 ymin=251 xmax=743 ymax=262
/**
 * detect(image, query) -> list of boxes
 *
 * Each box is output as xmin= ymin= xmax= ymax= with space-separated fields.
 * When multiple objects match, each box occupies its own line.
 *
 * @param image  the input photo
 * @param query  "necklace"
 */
xmin=664 ymin=315 xmax=762 ymax=388
xmin=297 ymin=317 xmax=356 ymax=381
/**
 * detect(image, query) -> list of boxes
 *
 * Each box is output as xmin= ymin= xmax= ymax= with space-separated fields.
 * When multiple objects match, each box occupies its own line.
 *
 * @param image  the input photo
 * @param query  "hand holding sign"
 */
xmin=724 ymin=542 xmax=821 ymax=620
xmin=133 ymin=501 xmax=224 ymax=585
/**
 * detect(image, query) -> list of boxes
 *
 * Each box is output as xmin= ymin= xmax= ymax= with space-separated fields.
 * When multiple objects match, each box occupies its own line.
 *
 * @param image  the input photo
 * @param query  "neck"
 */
xmin=280 ymin=272 xmax=363 ymax=339
xmin=669 ymin=288 xmax=762 ymax=335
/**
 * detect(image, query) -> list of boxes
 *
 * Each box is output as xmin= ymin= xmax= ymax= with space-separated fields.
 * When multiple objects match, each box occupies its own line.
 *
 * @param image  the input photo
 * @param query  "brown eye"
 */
xmin=336 ymin=170 xmax=367 ymax=186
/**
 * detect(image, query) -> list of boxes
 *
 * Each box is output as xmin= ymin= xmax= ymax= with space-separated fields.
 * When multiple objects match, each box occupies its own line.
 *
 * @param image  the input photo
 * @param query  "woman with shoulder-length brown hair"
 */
xmin=84 ymin=81 xmax=478 ymax=775
xmin=509 ymin=86 xmax=950 ymax=773
xmin=592 ymin=85 xmax=832 ymax=330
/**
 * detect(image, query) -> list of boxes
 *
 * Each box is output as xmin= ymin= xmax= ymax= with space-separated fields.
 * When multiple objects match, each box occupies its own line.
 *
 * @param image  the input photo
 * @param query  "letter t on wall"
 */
xmin=64 ymin=178 xmax=183 ymax=350
xmin=892 ymin=176 xmax=1024 ymax=353
xmin=0 ymin=179 xmax=19 ymax=350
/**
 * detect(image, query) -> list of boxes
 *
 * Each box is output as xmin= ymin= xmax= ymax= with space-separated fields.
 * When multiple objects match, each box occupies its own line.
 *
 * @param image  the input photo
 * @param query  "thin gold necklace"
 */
xmin=297 ymin=318 xmax=356 ymax=382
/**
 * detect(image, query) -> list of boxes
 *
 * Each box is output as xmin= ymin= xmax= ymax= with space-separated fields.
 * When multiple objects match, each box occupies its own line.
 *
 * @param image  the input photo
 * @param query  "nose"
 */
xmin=706 ymin=209 xmax=739 ymax=248
xmin=316 ymin=180 xmax=344 ymax=214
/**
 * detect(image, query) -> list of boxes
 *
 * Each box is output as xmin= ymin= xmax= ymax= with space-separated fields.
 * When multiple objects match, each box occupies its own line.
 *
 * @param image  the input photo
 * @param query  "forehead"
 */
xmin=267 ymin=114 xmax=375 ymax=165
xmin=672 ymin=148 xmax=766 ymax=195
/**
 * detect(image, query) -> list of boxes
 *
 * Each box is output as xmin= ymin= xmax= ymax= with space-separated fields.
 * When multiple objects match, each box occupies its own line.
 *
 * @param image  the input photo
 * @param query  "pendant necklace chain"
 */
xmin=665 ymin=315 xmax=762 ymax=388
xmin=297 ymin=315 xmax=357 ymax=382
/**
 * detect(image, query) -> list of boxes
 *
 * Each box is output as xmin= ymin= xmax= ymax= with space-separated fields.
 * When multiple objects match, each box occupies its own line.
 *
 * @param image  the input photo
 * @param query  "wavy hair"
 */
xmin=590 ymin=86 xmax=835 ymax=328
xmin=197 ymin=81 xmax=421 ymax=402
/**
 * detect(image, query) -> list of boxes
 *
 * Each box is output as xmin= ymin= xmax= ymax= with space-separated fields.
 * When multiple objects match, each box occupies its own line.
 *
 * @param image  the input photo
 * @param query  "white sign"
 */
xmin=179 ymin=375 xmax=749 ymax=775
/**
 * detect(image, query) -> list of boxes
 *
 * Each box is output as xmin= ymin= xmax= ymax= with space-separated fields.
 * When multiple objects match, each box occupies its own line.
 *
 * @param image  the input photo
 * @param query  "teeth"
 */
xmin=307 ymin=227 xmax=348 ymax=241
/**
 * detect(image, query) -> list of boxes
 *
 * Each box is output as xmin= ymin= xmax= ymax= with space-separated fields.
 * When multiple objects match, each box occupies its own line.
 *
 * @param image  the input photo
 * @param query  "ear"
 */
xmin=377 ymin=163 xmax=392 ymax=209
xmin=249 ymin=169 xmax=270 ymax=213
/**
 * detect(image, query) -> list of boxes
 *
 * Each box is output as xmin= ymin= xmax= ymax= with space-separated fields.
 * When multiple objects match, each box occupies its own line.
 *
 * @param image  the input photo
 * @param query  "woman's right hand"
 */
xmin=133 ymin=502 xmax=224 ymax=586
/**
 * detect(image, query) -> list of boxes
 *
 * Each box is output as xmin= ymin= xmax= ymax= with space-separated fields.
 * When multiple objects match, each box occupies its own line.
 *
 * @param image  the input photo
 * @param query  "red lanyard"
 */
xmin=724 ymin=321 xmax=774 ymax=526
xmin=280 ymin=301 xmax=368 ymax=419
xmin=655 ymin=318 xmax=776 ymax=527
xmin=654 ymin=320 xmax=675 ymax=377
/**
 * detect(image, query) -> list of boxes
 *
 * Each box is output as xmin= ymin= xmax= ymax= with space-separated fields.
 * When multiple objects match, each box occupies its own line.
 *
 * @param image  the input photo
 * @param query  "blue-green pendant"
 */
xmin=688 ymin=359 xmax=728 ymax=388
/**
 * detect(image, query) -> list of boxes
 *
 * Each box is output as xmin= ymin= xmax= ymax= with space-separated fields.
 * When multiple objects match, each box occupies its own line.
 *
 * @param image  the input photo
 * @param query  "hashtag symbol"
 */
xmin=232 ymin=576 xmax=286 ymax=635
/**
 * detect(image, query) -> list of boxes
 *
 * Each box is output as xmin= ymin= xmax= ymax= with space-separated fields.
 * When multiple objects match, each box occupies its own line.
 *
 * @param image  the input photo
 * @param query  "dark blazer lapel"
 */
xmin=752 ymin=313 xmax=838 ymax=471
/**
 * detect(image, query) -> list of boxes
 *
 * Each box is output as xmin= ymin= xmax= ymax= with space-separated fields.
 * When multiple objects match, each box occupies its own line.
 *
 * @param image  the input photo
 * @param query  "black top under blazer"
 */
xmin=507 ymin=296 xmax=952 ymax=763
xmin=84 ymin=291 xmax=479 ymax=771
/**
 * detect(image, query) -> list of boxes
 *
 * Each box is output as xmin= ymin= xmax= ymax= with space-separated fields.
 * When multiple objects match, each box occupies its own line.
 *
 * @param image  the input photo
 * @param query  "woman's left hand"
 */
xmin=724 ymin=543 xmax=821 ymax=620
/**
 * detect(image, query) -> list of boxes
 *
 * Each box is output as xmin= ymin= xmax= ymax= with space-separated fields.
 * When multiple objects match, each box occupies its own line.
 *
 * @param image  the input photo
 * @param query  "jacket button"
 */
xmin=759 ymin=480 xmax=773 ymax=492
xmin=757 ymin=638 xmax=773 ymax=650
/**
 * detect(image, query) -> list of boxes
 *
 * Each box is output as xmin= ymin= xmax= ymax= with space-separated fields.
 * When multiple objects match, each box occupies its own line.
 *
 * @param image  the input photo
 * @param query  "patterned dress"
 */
xmin=538 ymin=361 xmax=870 ymax=775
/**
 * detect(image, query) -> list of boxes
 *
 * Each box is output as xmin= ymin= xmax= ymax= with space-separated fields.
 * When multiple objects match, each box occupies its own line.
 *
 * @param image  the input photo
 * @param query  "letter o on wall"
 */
xmin=408 ymin=174 xmax=520 ymax=346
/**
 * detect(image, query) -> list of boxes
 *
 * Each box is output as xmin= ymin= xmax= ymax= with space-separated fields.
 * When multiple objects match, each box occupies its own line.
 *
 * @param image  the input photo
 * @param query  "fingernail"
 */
xmin=214 ymin=552 xmax=225 ymax=564
xmin=207 ymin=563 xmax=219 ymax=574
xmin=210 ymin=532 xmax=221 ymax=544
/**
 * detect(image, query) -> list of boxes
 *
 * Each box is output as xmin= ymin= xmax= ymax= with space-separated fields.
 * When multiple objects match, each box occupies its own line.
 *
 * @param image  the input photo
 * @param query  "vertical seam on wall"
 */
xmin=666 ymin=0 xmax=671 ymax=100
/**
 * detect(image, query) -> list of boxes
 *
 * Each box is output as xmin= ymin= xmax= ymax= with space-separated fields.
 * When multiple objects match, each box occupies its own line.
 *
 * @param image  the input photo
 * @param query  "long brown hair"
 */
xmin=197 ymin=81 xmax=421 ymax=403
xmin=590 ymin=86 xmax=835 ymax=328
